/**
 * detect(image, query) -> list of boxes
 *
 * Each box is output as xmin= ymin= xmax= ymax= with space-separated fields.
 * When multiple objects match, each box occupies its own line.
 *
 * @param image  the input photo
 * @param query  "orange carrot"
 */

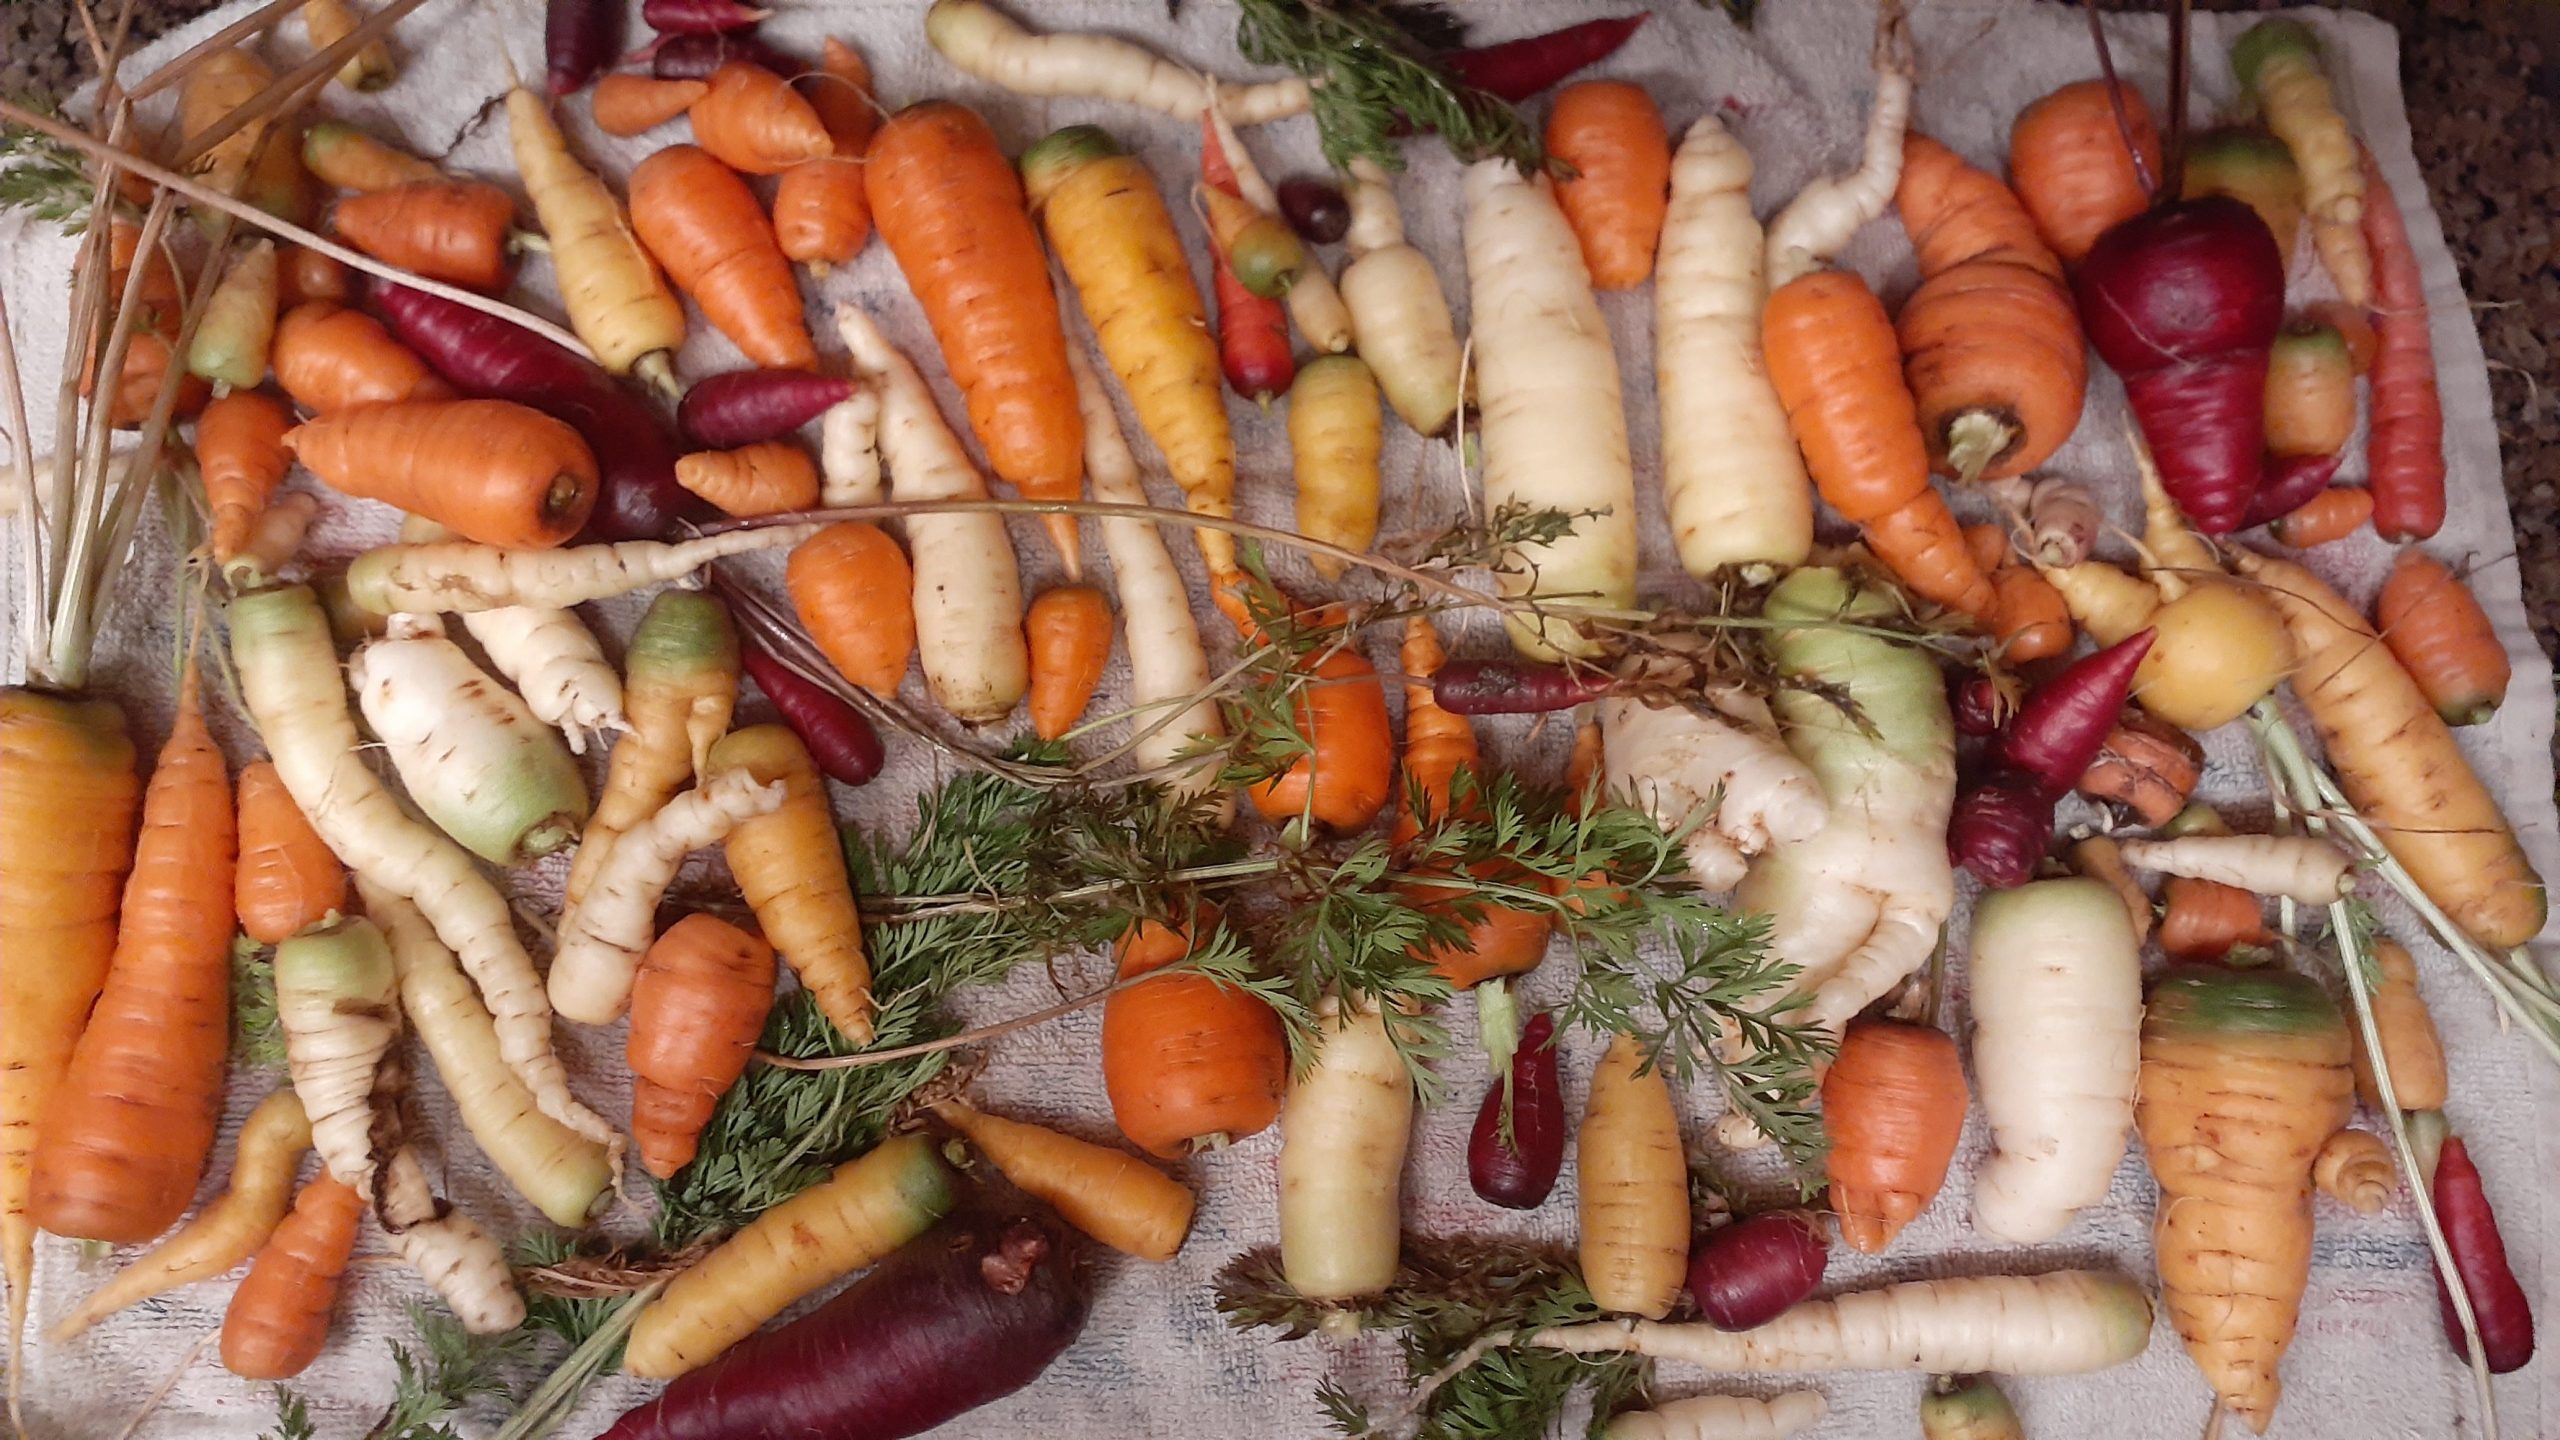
xmin=2269 ymin=486 xmax=2371 ymax=548
xmin=1101 ymin=899 xmax=1287 ymax=1159
xmin=85 ymin=219 xmax=209 ymax=428
xmin=1895 ymin=133 xmax=2085 ymax=481
xmin=1864 ymin=491 xmax=1998 ymax=619
xmin=628 ymin=145 xmax=818 ymax=370
xmin=1244 ymin=616 xmax=1396 ymax=835
xmin=1764 ymin=271 xmax=1933 ymax=522
xmin=219 ymin=1173 xmax=362 ymax=1380
xmin=2007 ymin=77 xmax=2161 ymax=264
xmin=674 ymin=440 xmax=820 ymax=517
xmin=198 ymin=390 xmax=296 ymax=565
xmin=1394 ymin=617 xmax=1550 ymax=989
xmin=286 ymin=398 xmax=597 ymax=547
xmin=2158 ymin=875 xmax=2270 ymax=961
xmin=235 ymin=759 xmax=346 ymax=945
xmin=329 ymin=179 xmax=517 ymax=293
xmin=786 ymin=520 xmax=915 ymax=696
xmin=627 ymin=913 xmax=776 ymax=1180
xmin=1822 ymin=1017 xmax=1969 ymax=1254
xmin=1545 ymin=80 xmax=1671 ymax=290
xmin=773 ymin=39 xmax=875 ymax=272
xmin=271 ymin=301 xmax=455 ymax=414
xmin=2376 ymin=548 xmax=2510 ymax=727
xmin=28 ymin=665 xmax=233 ymax=1245
xmin=867 ymin=101 xmax=1082 ymax=521
xmin=591 ymin=75 xmax=708 ymax=138
xmin=2263 ymin=321 xmax=2357 ymax=458
xmin=1024 ymin=585 xmax=1113 ymax=742
xmin=275 ymin=246 xmax=352 ymax=308
xmin=1990 ymin=564 xmax=2073 ymax=662
xmin=687 ymin=61 xmax=832 ymax=175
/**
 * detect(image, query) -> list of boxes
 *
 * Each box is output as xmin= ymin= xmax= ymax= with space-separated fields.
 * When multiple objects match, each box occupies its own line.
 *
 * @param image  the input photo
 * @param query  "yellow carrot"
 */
xmin=933 ymin=1099 xmax=1194 ymax=1261
xmin=1578 ymin=1034 xmax=1688 ymax=1318
xmin=1288 ymin=356 xmax=1383 ymax=579
xmin=505 ymin=86 xmax=685 ymax=391
xmin=703 ymin=725 xmax=872 ymax=1044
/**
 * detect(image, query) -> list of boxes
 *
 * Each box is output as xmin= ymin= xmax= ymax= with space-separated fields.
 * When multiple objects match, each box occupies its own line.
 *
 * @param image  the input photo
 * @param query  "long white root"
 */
xmin=1600 ymin=691 xmax=1826 ymax=893
xmin=2117 ymin=834 xmax=2357 ymax=906
xmin=550 ymin=770 xmax=787 ymax=1025
xmin=345 ymin=525 xmax=821 ymax=615
xmin=1764 ymin=0 xmax=1913 ymax=288
xmin=924 ymin=0 xmax=1309 ymax=126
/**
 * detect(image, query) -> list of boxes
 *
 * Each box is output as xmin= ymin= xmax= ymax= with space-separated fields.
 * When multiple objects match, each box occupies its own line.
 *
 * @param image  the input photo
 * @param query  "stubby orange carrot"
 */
xmin=1024 ymin=585 xmax=1113 ymax=742
xmin=271 ymin=300 xmax=455 ymax=414
xmin=629 ymin=145 xmax=818 ymax=370
xmin=330 ymin=179 xmax=518 ymax=293
xmin=687 ymin=61 xmax=832 ymax=175
xmin=2007 ymin=78 xmax=2161 ymax=264
xmin=772 ymin=39 xmax=875 ymax=272
xmin=1823 ymin=1018 xmax=1968 ymax=1253
xmin=2269 ymin=486 xmax=2371 ymax=548
xmin=675 ymin=440 xmax=820 ymax=517
xmin=1244 ymin=610 xmax=1396 ymax=835
xmin=1763 ymin=272 xmax=1932 ymax=521
xmin=199 ymin=391 xmax=296 ymax=566
xmin=628 ymin=913 xmax=775 ymax=1179
xmin=219 ymin=1173 xmax=362 ymax=1380
xmin=2376 ymin=548 xmax=2509 ymax=727
xmin=786 ymin=521 xmax=915 ymax=696
xmin=2158 ymin=876 xmax=2270 ymax=961
xmin=235 ymin=759 xmax=346 ymax=945
xmin=286 ymin=398 xmax=597 ymax=547
xmin=592 ymin=75 xmax=708 ymax=137
xmin=1102 ymin=899 xmax=1286 ymax=1159
xmin=1546 ymin=80 xmax=1671 ymax=290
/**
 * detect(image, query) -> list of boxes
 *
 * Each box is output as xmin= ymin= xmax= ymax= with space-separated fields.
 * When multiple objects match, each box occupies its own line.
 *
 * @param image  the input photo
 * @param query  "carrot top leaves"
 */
xmin=1234 ymin=0 xmax=1543 ymax=173
xmin=257 ymin=1302 xmax=534 ymax=1440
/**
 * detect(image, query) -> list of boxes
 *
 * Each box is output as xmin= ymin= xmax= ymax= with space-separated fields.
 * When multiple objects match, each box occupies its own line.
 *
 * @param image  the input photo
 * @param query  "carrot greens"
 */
xmin=1233 ymin=0 xmax=1542 ymax=173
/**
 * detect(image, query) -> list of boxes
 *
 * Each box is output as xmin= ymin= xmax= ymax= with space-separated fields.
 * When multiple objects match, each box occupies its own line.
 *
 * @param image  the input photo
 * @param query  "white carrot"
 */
xmin=1599 ymin=690 xmax=1827 ymax=894
xmin=343 ymin=525 xmax=822 ymax=615
xmin=924 ymin=0 xmax=1310 ymax=125
xmin=1276 ymin=996 xmax=1413 ymax=1301
xmin=230 ymin=584 xmax=614 ymax=1152
xmin=271 ymin=919 xmax=400 ymax=1192
xmin=834 ymin=305 xmax=1030 ymax=725
xmin=459 ymin=605 xmax=623 ymax=753
xmin=361 ymin=881 xmax=612 ymax=1228
xmin=1606 ymin=1392 xmax=1828 ymax=1440
xmin=1067 ymin=343 xmax=1229 ymax=812
xmin=351 ymin=615 xmax=590 ymax=866
xmin=1338 ymin=157 xmax=1463 ymax=437
xmin=1205 ymin=98 xmax=1353 ymax=354
xmin=1968 ymin=877 xmax=2141 ymax=1244
xmin=819 ymin=387 xmax=883 ymax=507
xmin=1655 ymin=116 xmax=1811 ymax=580
xmin=375 ymin=1147 xmax=525 ymax=1334
xmin=2117 ymin=835 xmax=2357 ymax=905
xmin=549 ymin=770 xmax=787 ymax=1026
xmin=1532 ymin=1270 xmax=2156 ymax=1376
xmin=1763 ymin=0 xmax=1913 ymax=289
xmin=1461 ymin=159 xmax=1637 ymax=660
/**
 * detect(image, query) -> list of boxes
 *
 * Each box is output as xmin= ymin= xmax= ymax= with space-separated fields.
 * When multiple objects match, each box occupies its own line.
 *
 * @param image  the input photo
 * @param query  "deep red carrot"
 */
xmin=2244 ymin=448 xmax=2347 ymax=528
xmin=547 ymin=0 xmax=624 ymax=96
xmin=1431 ymin=659 xmax=1612 ymax=716
xmin=1995 ymin=628 xmax=2156 ymax=794
xmin=2360 ymin=150 xmax=2446 ymax=542
xmin=642 ymin=0 xmax=768 ymax=35
xmin=1197 ymin=113 xmax=1294 ymax=403
xmin=371 ymin=282 xmax=693 ymax=540
xmin=1440 ymin=15 xmax=1649 ymax=102
xmin=1950 ymin=675 xmax=2008 ymax=738
xmin=1948 ymin=772 xmax=2056 ymax=890
xmin=1467 ymin=1012 xmax=1565 ymax=1210
xmin=2076 ymin=197 xmax=2287 ymax=533
xmin=650 ymin=30 xmax=800 ymax=79
xmin=739 ymin=638 xmax=884 ymax=787
xmin=2423 ymin=1122 xmax=2534 ymax=1374
xmin=679 ymin=369 xmax=856 ymax=449
xmin=1685 ymin=1210 xmax=1829 ymax=1332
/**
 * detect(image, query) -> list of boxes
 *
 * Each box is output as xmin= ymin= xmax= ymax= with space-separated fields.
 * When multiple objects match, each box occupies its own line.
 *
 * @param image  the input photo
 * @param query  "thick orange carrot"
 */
xmin=219 ymin=1173 xmax=362 ymax=1380
xmin=2376 ymin=548 xmax=2509 ymax=726
xmin=786 ymin=520 xmax=915 ymax=696
xmin=286 ymin=398 xmax=598 ymax=547
xmin=198 ymin=390 xmax=296 ymax=565
xmin=1244 ymin=627 xmax=1396 ymax=835
xmin=330 ymin=179 xmax=517 ymax=293
xmin=271 ymin=301 xmax=455 ymax=414
xmin=867 ymin=101 xmax=1082 ymax=516
xmin=1864 ymin=491 xmax=1998 ymax=619
xmin=1823 ymin=1017 xmax=1969 ymax=1253
xmin=29 ymin=666 xmax=234 ymax=1244
xmin=773 ymin=39 xmax=876 ymax=272
xmin=591 ymin=75 xmax=708 ymax=138
xmin=1764 ymin=270 xmax=1933 ymax=522
xmin=235 ymin=759 xmax=346 ymax=945
xmin=628 ymin=914 xmax=775 ymax=1180
xmin=687 ymin=61 xmax=832 ymax=175
xmin=1024 ymin=585 xmax=1113 ymax=742
xmin=2007 ymin=78 xmax=2161 ymax=264
xmin=628 ymin=145 xmax=817 ymax=370
xmin=1546 ymin=80 xmax=1671 ymax=290
xmin=1102 ymin=899 xmax=1286 ymax=1159
xmin=1990 ymin=563 xmax=2073 ymax=662
xmin=675 ymin=440 xmax=820 ymax=517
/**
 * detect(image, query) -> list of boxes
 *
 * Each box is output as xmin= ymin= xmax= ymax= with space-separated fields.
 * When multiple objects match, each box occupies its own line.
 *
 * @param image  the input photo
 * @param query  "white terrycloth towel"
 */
xmin=5 ymin=2 xmax=2554 ymax=1437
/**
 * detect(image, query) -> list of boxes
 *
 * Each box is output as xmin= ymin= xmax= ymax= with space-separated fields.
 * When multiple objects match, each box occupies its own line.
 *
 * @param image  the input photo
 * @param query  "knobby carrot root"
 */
xmin=551 ymin=769 xmax=786 ymax=1025
xmin=704 ymin=726 xmax=873 ymax=1043
xmin=352 ymin=617 xmax=592 ymax=866
xmin=628 ymin=914 xmax=775 ymax=1179
xmin=2314 ymin=1128 xmax=2394 ymax=1215
xmin=1764 ymin=2 xmax=1912 ymax=287
xmin=458 ymin=604 xmax=624 ymax=754
xmin=346 ymin=526 xmax=820 ymax=615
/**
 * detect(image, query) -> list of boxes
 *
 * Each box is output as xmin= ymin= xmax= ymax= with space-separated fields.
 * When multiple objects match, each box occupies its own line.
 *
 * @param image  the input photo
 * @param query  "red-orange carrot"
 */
xmin=1864 ymin=491 xmax=1998 ymax=619
xmin=1243 ymin=607 xmax=1395 ymax=835
xmin=628 ymin=913 xmax=776 ymax=1179
xmin=1823 ymin=1018 xmax=1968 ymax=1253
xmin=591 ymin=75 xmax=708 ymax=137
xmin=674 ymin=440 xmax=820 ymax=517
xmin=2269 ymin=486 xmax=2372 ymax=548
xmin=2376 ymin=548 xmax=2510 ymax=727
xmin=1024 ymin=585 xmax=1113 ymax=742
xmin=2007 ymin=78 xmax=2161 ymax=264
xmin=628 ymin=145 xmax=818 ymax=370
xmin=2360 ymin=149 xmax=2445 ymax=541
xmin=786 ymin=521 xmax=915 ymax=696
xmin=2158 ymin=875 xmax=2270 ymax=961
xmin=1394 ymin=617 xmax=1550 ymax=989
xmin=286 ymin=398 xmax=597 ymax=547
xmin=1101 ymin=899 xmax=1286 ymax=1159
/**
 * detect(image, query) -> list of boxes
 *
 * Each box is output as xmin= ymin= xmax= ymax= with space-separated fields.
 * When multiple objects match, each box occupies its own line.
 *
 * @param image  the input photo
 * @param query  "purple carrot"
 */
xmin=641 ymin=0 xmax=770 ymax=36
xmin=649 ymin=29 xmax=802 ymax=79
xmin=1441 ymin=15 xmax=1649 ymax=102
xmin=1431 ymin=658 xmax=1611 ymax=715
xmin=2423 ymin=1124 xmax=2535 ymax=1375
xmin=1686 ymin=1210 xmax=1829 ymax=1332
xmin=1948 ymin=771 xmax=2056 ymax=889
xmin=1994 ymin=628 xmax=2156 ymax=796
xmin=1950 ymin=675 xmax=2007 ymax=738
xmin=2243 ymin=448 xmax=2348 ymax=527
xmin=546 ymin=0 xmax=625 ymax=97
xmin=680 ymin=368 xmax=858 ymax=449
xmin=370 ymin=283 xmax=693 ymax=540
xmin=742 ymin=638 xmax=885 ymax=787
xmin=1467 ymin=1012 xmax=1565 ymax=1210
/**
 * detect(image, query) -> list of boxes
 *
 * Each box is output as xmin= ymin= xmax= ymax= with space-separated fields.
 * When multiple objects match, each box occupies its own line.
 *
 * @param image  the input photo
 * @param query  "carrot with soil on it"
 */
xmin=703 ymin=725 xmax=874 ymax=1045
xmin=675 ymin=440 xmax=821 ymax=517
xmin=2359 ymin=150 xmax=2445 ymax=541
xmin=786 ymin=520 xmax=916 ymax=698
xmin=507 ymin=84 xmax=687 ymax=390
xmin=2269 ymin=486 xmax=2371 ymax=548
xmin=592 ymin=75 xmax=710 ymax=137
xmin=630 ymin=145 xmax=819 ymax=371
xmin=934 ymin=1100 xmax=1194 ymax=1263
xmin=199 ymin=390 xmax=295 ymax=567
xmin=1025 ymin=586 xmax=1113 ymax=742
xmin=218 ymin=1173 xmax=364 ymax=1381
xmin=2007 ymin=77 xmax=2161 ymax=265
xmin=1102 ymin=899 xmax=1287 ymax=1159
xmin=627 ymin=913 xmax=775 ymax=1180
xmin=29 ymin=662 xmax=234 ymax=1245
xmin=270 ymin=300 xmax=456 ymax=415
xmin=330 ymin=179 xmax=519 ymax=294
xmin=1579 ymin=1033 xmax=1690 ymax=1317
xmin=688 ymin=60 xmax=833 ymax=175
xmin=568 ymin=588 xmax=739 ymax=907
xmin=1546 ymin=80 xmax=1672 ymax=290
xmin=2375 ymin=548 xmax=2508 ymax=727
xmin=773 ymin=39 xmax=877 ymax=271
xmin=1824 ymin=1018 xmax=1968 ymax=1253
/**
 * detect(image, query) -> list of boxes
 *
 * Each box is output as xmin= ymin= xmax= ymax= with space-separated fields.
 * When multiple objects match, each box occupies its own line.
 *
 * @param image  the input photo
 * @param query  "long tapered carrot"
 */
xmin=199 ymin=390 xmax=296 ymax=566
xmin=866 ymin=101 xmax=1083 ymax=538
xmin=330 ymin=178 xmax=518 ymax=294
xmin=271 ymin=300 xmax=455 ymax=415
xmin=29 ymin=664 xmax=234 ymax=1244
xmin=628 ymin=145 xmax=817 ymax=370
xmin=235 ymin=759 xmax=347 ymax=945
xmin=1764 ymin=271 xmax=1933 ymax=522
xmin=773 ymin=39 xmax=876 ymax=272
xmin=219 ymin=1173 xmax=363 ymax=1380
xmin=687 ymin=61 xmax=832 ymax=174
xmin=287 ymin=398 xmax=598 ymax=547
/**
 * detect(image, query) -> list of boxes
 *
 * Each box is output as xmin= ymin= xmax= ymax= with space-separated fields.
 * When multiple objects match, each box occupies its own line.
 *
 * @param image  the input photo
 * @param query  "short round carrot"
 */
xmin=28 ymin=667 xmax=233 ymax=1246
xmin=786 ymin=520 xmax=915 ymax=696
xmin=629 ymin=145 xmax=817 ymax=370
xmin=1764 ymin=270 xmax=1932 ymax=523
xmin=772 ymin=39 xmax=876 ymax=272
xmin=675 ymin=440 xmax=820 ymax=517
xmin=591 ymin=74 xmax=709 ymax=137
xmin=2268 ymin=486 xmax=2370 ymax=548
xmin=1823 ymin=1017 xmax=1968 ymax=1254
xmin=2263 ymin=322 xmax=2357 ymax=458
xmin=867 ymin=101 xmax=1083 ymax=515
xmin=1102 ymin=900 xmax=1286 ymax=1159
xmin=2376 ymin=548 xmax=2509 ymax=727
xmin=628 ymin=913 xmax=775 ymax=1179
xmin=199 ymin=390 xmax=296 ymax=566
xmin=1244 ymin=624 xmax=1396 ymax=835
xmin=235 ymin=759 xmax=347 ymax=945
xmin=271 ymin=301 xmax=455 ymax=415
xmin=287 ymin=398 xmax=598 ymax=547
xmin=1546 ymin=80 xmax=1672 ymax=290
xmin=219 ymin=1173 xmax=363 ymax=1380
xmin=301 ymin=121 xmax=442 ymax=192
xmin=330 ymin=179 xmax=518 ymax=294
xmin=687 ymin=60 xmax=832 ymax=175
xmin=2007 ymin=77 xmax=2161 ymax=264
xmin=276 ymin=246 xmax=352 ymax=308
xmin=1024 ymin=585 xmax=1113 ymax=742
xmin=1864 ymin=491 xmax=1997 ymax=620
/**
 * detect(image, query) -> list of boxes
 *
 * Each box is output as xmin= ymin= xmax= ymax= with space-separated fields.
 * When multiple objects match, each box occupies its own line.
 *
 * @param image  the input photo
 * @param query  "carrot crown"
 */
xmin=626 ymin=588 xmax=741 ymax=679
xmin=1018 ymin=124 xmax=1124 ymax=206
xmin=2146 ymin=964 xmax=2345 ymax=1041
